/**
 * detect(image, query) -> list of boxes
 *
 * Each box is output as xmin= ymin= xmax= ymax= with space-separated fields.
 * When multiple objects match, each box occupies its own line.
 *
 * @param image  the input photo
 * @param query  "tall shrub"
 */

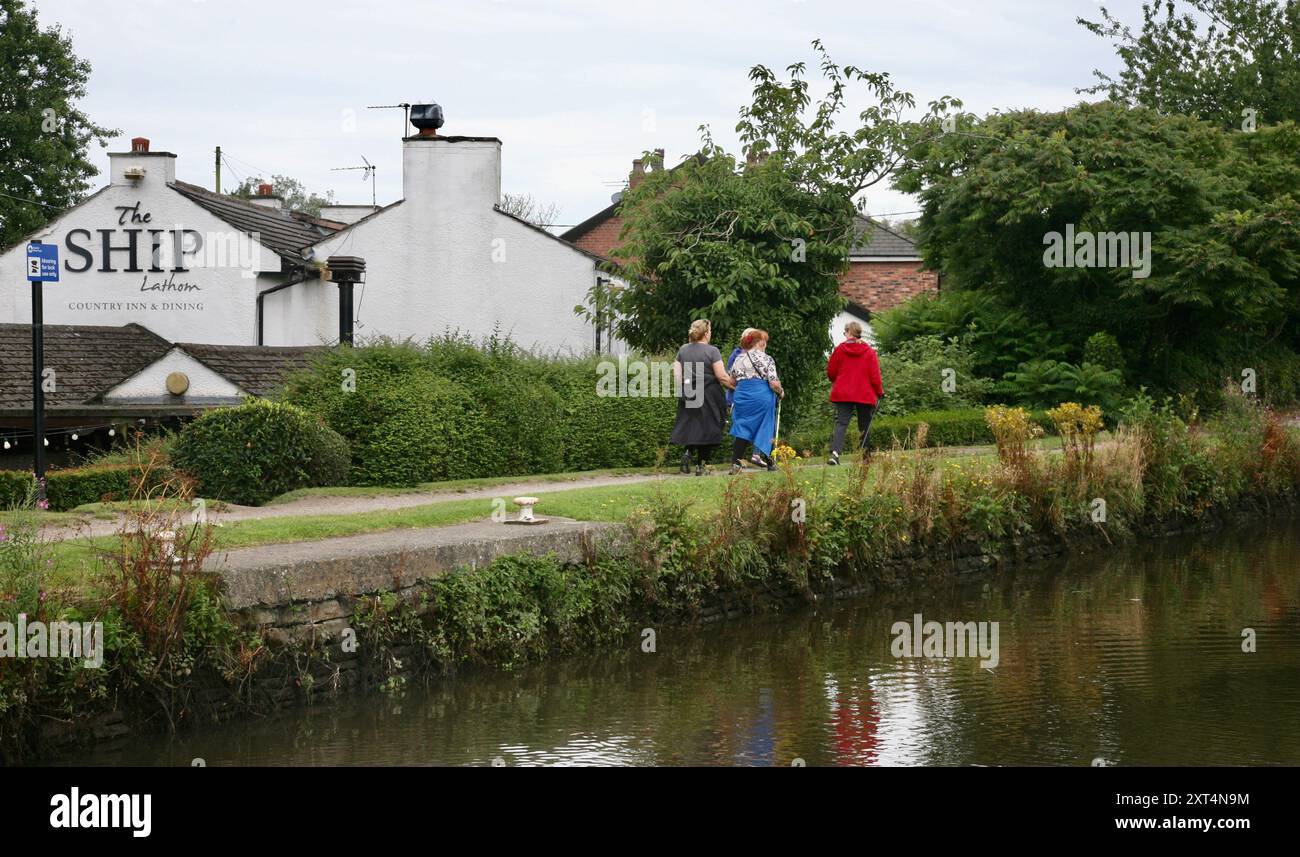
xmin=173 ymin=399 xmax=350 ymax=505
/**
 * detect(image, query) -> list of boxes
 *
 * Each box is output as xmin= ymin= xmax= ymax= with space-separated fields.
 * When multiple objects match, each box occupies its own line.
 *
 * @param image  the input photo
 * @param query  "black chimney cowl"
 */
xmin=410 ymin=103 xmax=445 ymax=131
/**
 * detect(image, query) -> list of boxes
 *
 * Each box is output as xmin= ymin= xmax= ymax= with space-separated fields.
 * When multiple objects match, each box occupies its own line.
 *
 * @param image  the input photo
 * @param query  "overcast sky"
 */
xmin=33 ymin=0 xmax=1140 ymax=228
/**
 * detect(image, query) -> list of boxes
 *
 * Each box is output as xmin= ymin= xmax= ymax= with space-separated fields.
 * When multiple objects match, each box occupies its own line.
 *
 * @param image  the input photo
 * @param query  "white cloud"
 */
xmin=33 ymin=0 xmax=1138 ymax=227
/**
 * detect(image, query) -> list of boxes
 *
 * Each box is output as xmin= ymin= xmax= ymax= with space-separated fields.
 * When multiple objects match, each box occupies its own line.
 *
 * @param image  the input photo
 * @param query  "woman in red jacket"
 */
xmin=826 ymin=321 xmax=884 ymax=465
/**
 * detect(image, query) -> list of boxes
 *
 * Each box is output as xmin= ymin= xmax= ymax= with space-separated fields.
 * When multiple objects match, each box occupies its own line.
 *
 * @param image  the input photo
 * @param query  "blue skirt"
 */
xmin=730 ymin=378 xmax=777 ymax=456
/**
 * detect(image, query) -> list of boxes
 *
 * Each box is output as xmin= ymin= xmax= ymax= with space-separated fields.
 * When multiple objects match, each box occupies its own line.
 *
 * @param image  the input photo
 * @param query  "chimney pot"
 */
xmin=131 ymin=137 xmax=150 ymax=153
xmin=629 ymin=158 xmax=646 ymax=189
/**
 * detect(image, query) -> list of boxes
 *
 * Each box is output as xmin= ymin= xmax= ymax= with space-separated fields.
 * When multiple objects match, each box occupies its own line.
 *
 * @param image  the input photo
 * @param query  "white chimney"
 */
xmin=319 ymin=204 xmax=380 ymax=224
xmin=108 ymin=136 xmax=177 ymax=186
xmin=249 ymin=182 xmax=283 ymax=210
xmin=401 ymin=133 xmax=502 ymax=213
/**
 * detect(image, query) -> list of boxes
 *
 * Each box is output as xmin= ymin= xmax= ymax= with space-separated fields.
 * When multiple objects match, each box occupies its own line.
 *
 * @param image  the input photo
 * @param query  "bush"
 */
xmin=998 ymin=359 xmax=1124 ymax=414
xmin=1083 ymin=332 xmax=1126 ymax=375
xmin=868 ymin=408 xmax=1054 ymax=451
xmin=423 ymin=334 xmax=567 ymax=476
xmin=281 ymin=338 xmax=683 ymax=481
xmin=540 ymin=355 xmax=677 ymax=470
xmin=318 ymin=374 xmax=489 ymax=487
xmin=0 ymin=471 xmax=34 ymax=508
xmin=873 ymin=291 xmax=1069 ymax=382
xmin=0 ymin=463 xmax=178 ymax=512
xmin=173 ymin=399 xmax=350 ymax=505
xmin=876 ymin=335 xmax=992 ymax=417
xmin=46 ymin=464 xmax=146 ymax=510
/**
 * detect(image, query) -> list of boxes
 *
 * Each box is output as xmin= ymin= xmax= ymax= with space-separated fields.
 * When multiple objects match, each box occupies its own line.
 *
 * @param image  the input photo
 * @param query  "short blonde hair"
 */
xmin=688 ymin=319 xmax=711 ymax=342
xmin=844 ymin=321 xmax=863 ymax=339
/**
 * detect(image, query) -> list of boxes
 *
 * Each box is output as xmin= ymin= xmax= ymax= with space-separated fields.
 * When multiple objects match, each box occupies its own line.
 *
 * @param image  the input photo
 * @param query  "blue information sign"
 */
xmin=26 ymin=242 xmax=59 ymax=282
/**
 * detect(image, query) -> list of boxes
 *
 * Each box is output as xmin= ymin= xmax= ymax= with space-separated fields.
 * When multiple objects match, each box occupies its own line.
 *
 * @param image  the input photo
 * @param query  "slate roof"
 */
xmin=562 ymin=203 xmax=920 ymax=260
xmin=169 ymin=181 xmax=340 ymax=261
xmin=175 ymin=342 xmax=325 ymax=397
xmin=560 ymin=199 xmax=620 ymax=244
xmin=0 ymin=323 xmax=171 ymax=409
xmin=0 ymin=323 xmax=326 ymax=411
xmin=851 ymin=217 xmax=920 ymax=258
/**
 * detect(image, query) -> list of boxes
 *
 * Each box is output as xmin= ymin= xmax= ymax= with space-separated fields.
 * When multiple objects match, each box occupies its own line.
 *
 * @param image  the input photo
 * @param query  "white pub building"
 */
xmin=0 ymin=105 xmax=619 ymax=446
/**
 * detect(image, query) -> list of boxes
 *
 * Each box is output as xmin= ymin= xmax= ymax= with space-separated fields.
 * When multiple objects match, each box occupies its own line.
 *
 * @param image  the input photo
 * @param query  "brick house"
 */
xmin=561 ymin=155 xmax=938 ymax=344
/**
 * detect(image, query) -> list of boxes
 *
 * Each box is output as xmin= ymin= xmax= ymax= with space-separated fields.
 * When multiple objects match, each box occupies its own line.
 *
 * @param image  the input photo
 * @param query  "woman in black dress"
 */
xmin=670 ymin=319 xmax=734 ymax=475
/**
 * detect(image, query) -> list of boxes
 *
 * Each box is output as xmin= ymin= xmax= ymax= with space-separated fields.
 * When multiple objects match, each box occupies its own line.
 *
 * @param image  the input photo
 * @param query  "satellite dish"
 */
xmin=611 ymin=191 xmax=624 ymax=204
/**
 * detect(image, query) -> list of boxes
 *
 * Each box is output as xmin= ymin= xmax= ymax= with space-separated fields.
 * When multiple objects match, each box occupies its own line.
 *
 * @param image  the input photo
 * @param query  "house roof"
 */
xmin=174 ymin=342 xmax=325 ymax=397
xmin=841 ymin=301 xmax=872 ymax=321
xmin=560 ymin=199 xmax=621 ymax=244
xmin=0 ymin=323 xmax=325 ymax=413
xmin=851 ymin=217 xmax=920 ymax=258
xmin=169 ymin=181 xmax=341 ymax=261
xmin=493 ymin=206 xmax=610 ymax=266
xmin=0 ymin=323 xmax=172 ymax=410
xmin=302 ymin=199 xmax=405 ymax=249
xmin=561 ymin=198 xmax=920 ymax=261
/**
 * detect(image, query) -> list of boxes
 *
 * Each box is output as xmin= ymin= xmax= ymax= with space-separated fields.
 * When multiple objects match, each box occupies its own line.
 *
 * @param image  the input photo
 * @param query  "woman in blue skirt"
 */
xmin=728 ymin=328 xmax=784 ymax=473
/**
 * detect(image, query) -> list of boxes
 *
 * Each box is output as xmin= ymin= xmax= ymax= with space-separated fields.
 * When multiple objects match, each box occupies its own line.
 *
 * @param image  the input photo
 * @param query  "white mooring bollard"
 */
xmin=507 ymin=496 xmax=547 ymax=525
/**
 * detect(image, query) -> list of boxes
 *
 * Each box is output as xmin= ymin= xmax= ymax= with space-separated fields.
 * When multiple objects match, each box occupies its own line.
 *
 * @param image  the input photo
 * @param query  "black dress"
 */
xmin=669 ymin=342 xmax=727 ymax=446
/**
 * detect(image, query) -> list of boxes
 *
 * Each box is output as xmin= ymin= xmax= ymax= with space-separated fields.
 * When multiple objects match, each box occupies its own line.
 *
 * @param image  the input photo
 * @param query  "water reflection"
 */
xmin=63 ymin=520 xmax=1300 ymax=766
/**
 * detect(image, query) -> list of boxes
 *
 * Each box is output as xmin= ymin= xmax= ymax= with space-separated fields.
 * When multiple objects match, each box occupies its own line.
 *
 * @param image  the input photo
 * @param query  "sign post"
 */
xmin=26 ymin=241 xmax=58 ymax=504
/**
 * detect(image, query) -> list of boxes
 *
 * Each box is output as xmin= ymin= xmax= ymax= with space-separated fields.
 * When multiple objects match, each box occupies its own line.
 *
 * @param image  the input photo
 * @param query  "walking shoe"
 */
xmin=695 ymin=463 xmax=704 ymax=477
xmin=730 ymin=460 xmax=743 ymax=475
xmin=828 ymin=451 xmax=840 ymax=466
xmin=680 ymin=451 xmax=691 ymax=474
xmin=750 ymin=453 xmax=764 ymax=468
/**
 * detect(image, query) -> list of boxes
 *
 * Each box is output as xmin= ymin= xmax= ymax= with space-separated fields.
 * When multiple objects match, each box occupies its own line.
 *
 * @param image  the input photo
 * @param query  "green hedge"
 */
xmin=868 ymin=408 xmax=1054 ymax=450
xmin=0 ymin=463 xmax=178 ymax=512
xmin=0 ymin=470 xmax=35 ymax=508
xmin=280 ymin=340 xmax=680 ymax=483
xmin=787 ymin=407 xmax=1055 ymax=454
xmin=321 ymin=375 xmax=490 ymax=487
xmin=173 ymin=399 xmax=350 ymax=505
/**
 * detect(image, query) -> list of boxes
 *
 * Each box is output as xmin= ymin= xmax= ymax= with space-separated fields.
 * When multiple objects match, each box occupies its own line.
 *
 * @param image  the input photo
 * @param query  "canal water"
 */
xmin=64 ymin=520 xmax=1300 ymax=766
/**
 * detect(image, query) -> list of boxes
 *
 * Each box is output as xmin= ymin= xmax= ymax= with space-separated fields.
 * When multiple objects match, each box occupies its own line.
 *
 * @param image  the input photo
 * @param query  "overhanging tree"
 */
xmin=589 ymin=41 xmax=957 ymax=402
xmin=1079 ymin=0 xmax=1300 ymax=129
xmin=892 ymin=101 xmax=1300 ymax=396
xmin=0 ymin=0 xmax=115 ymax=250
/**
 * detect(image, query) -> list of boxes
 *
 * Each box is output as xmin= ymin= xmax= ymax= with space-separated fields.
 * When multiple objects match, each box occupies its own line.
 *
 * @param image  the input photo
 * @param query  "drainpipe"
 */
xmin=256 ymin=272 xmax=309 ymax=346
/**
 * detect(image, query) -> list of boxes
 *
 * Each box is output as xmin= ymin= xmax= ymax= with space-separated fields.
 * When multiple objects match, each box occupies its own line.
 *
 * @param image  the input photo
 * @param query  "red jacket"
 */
xmin=827 ymin=339 xmax=883 ymax=405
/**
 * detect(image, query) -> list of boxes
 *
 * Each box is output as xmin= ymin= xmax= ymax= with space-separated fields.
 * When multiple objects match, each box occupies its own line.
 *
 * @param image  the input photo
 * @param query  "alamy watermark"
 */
xmin=596 ymin=356 xmax=705 ymax=408
xmin=890 ymin=612 xmax=999 ymax=669
xmin=1043 ymin=224 xmax=1151 ymax=279
xmin=0 ymin=615 xmax=104 ymax=668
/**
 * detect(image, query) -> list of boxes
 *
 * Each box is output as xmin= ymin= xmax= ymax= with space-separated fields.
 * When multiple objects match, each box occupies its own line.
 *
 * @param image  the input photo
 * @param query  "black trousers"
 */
xmin=831 ymin=401 xmax=876 ymax=454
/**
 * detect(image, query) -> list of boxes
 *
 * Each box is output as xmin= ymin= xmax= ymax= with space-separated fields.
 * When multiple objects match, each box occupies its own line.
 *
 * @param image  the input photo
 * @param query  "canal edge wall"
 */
xmin=34 ymin=497 xmax=1295 ymax=757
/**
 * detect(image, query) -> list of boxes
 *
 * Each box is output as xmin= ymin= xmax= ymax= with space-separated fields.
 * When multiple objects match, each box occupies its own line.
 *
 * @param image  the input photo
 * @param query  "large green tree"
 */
xmin=893 ymin=101 xmax=1300 ymax=395
xmin=0 ymin=0 xmax=114 ymax=250
xmin=1080 ymin=1 xmax=1300 ymax=128
xmin=232 ymin=174 xmax=335 ymax=218
xmin=594 ymin=42 xmax=956 ymax=401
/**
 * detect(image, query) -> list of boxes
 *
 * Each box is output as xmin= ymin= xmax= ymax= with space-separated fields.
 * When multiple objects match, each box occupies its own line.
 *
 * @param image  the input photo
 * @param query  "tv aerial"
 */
xmin=331 ymin=155 xmax=377 ymax=207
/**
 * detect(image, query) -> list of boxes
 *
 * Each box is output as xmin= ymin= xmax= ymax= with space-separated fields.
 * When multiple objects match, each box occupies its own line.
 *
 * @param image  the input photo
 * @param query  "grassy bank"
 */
xmin=5 ymin=395 xmax=1299 ymax=761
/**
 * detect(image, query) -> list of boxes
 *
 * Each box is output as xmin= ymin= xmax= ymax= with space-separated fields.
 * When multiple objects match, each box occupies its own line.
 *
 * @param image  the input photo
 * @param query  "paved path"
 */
xmin=41 ymin=471 xmax=675 ymax=540
xmin=41 ymin=443 xmax=1009 ymax=542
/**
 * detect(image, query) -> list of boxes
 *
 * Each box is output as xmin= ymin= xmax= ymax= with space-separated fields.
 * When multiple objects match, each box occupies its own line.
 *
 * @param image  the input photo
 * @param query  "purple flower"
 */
xmin=37 ymin=498 xmax=49 ymax=510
